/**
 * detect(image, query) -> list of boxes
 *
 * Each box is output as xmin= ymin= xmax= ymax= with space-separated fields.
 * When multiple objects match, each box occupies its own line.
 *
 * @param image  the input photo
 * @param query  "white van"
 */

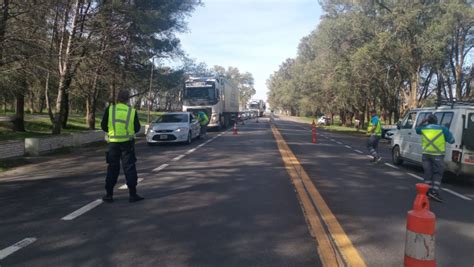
xmin=391 ymin=102 xmax=474 ymax=176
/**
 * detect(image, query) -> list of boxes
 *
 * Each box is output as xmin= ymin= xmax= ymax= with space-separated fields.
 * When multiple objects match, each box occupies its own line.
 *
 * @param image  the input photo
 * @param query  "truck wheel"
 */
xmin=392 ymin=146 xmax=403 ymax=165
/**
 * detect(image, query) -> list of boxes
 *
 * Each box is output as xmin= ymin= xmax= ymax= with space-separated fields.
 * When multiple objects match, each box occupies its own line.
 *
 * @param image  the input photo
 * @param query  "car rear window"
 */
xmin=434 ymin=112 xmax=454 ymax=128
xmin=156 ymin=114 xmax=189 ymax=123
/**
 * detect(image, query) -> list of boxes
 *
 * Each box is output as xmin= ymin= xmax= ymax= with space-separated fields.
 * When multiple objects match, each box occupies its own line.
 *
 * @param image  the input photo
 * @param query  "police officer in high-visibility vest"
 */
xmin=416 ymin=114 xmax=455 ymax=202
xmin=100 ymin=90 xmax=144 ymax=203
xmin=367 ymin=109 xmax=382 ymax=163
xmin=196 ymin=111 xmax=209 ymax=138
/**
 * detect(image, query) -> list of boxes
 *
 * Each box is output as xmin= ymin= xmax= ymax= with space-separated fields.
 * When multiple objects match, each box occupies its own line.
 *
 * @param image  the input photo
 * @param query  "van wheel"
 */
xmin=392 ymin=146 xmax=403 ymax=165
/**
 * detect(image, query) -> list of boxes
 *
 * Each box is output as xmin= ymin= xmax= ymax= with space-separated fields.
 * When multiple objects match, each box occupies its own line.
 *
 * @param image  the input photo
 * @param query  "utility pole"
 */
xmin=147 ymin=56 xmax=155 ymax=124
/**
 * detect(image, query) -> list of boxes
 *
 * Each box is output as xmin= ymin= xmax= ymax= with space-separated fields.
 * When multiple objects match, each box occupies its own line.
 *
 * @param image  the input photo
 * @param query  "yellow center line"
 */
xmin=271 ymin=124 xmax=366 ymax=267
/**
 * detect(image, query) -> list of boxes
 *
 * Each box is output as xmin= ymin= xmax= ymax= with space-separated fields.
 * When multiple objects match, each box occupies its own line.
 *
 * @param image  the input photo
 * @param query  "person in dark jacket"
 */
xmin=101 ymin=90 xmax=144 ymax=203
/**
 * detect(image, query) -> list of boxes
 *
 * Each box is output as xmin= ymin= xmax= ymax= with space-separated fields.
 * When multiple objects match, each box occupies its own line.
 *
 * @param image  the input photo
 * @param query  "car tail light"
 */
xmin=452 ymin=150 xmax=462 ymax=163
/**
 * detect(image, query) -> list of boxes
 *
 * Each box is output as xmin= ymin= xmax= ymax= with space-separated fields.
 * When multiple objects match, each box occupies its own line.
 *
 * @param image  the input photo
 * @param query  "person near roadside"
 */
xmin=416 ymin=114 xmax=455 ymax=202
xmin=367 ymin=109 xmax=382 ymax=163
xmin=196 ymin=111 xmax=209 ymax=138
xmin=101 ymin=90 xmax=144 ymax=203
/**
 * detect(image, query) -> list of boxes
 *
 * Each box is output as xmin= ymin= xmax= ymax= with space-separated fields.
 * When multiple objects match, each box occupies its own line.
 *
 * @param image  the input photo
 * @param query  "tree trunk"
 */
xmin=13 ymin=91 xmax=25 ymax=132
xmin=61 ymin=88 xmax=69 ymax=129
xmin=408 ymin=71 xmax=419 ymax=109
xmin=85 ymin=96 xmax=96 ymax=130
xmin=53 ymin=0 xmax=81 ymax=134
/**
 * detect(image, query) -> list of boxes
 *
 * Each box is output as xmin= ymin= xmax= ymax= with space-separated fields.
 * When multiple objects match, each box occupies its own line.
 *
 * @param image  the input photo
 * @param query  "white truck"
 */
xmin=248 ymin=99 xmax=266 ymax=117
xmin=182 ymin=76 xmax=239 ymax=129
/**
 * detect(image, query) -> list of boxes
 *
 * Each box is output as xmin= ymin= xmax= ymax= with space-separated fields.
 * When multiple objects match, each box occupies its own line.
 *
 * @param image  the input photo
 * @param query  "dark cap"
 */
xmin=427 ymin=114 xmax=438 ymax=124
xmin=117 ymin=90 xmax=130 ymax=103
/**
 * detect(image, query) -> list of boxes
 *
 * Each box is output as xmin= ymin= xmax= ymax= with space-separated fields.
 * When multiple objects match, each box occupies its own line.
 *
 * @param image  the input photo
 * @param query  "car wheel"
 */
xmin=186 ymin=132 xmax=192 ymax=145
xmin=392 ymin=146 xmax=403 ymax=165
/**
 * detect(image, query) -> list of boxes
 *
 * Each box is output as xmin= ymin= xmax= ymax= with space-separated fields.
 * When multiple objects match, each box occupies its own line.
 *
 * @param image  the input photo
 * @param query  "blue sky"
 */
xmin=177 ymin=0 xmax=323 ymax=101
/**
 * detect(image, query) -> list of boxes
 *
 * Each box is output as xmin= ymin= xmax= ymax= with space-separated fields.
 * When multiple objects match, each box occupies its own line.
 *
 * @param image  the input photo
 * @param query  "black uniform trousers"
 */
xmin=105 ymin=140 xmax=138 ymax=195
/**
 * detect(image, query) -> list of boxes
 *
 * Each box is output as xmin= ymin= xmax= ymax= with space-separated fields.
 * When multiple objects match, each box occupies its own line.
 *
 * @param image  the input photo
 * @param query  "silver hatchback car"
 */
xmin=146 ymin=112 xmax=201 ymax=145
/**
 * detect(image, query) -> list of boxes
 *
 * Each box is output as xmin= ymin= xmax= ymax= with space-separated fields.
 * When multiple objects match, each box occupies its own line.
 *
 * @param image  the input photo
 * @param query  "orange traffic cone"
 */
xmin=312 ymin=119 xmax=316 ymax=144
xmin=233 ymin=122 xmax=238 ymax=135
xmin=404 ymin=183 xmax=436 ymax=267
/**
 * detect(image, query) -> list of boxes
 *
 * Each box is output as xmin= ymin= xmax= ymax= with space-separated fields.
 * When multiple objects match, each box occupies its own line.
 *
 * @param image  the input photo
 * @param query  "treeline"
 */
xmin=0 ymin=0 xmax=203 ymax=134
xmin=267 ymin=0 xmax=474 ymax=126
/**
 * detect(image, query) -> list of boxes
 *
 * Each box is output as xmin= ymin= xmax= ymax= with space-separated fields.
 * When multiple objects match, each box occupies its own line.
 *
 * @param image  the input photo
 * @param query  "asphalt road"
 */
xmin=274 ymin=117 xmax=474 ymax=267
xmin=0 ymin=118 xmax=320 ymax=267
xmin=1 ymin=116 xmax=473 ymax=266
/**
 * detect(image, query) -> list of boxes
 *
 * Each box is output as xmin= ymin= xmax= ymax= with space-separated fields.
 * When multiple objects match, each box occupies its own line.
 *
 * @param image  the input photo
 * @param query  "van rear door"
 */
xmin=462 ymin=112 xmax=474 ymax=165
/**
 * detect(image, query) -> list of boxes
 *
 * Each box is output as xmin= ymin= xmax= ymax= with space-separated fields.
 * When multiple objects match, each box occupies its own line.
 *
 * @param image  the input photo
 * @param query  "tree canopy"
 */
xmin=267 ymin=0 xmax=474 ymax=125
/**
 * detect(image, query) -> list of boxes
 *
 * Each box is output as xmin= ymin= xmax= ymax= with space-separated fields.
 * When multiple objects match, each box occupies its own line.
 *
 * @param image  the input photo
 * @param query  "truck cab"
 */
xmin=182 ymin=77 xmax=239 ymax=129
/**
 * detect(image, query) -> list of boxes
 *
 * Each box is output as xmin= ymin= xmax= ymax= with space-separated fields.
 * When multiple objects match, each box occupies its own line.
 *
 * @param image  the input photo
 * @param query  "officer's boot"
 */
xmin=129 ymin=187 xmax=144 ymax=203
xmin=102 ymin=188 xmax=114 ymax=203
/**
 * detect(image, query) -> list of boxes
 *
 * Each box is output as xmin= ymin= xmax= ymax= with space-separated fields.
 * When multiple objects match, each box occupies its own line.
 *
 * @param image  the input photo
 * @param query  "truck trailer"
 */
xmin=182 ymin=76 xmax=239 ymax=129
xmin=248 ymin=99 xmax=266 ymax=117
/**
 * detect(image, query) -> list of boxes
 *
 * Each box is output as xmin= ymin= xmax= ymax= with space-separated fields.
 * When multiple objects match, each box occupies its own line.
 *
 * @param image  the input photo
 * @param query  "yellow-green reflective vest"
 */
xmin=107 ymin=103 xmax=136 ymax=143
xmin=198 ymin=112 xmax=209 ymax=126
xmin=368 ymin=118 xmax=382 ymax=136
xmin=421 ymin=128 xmax=446 ymax=155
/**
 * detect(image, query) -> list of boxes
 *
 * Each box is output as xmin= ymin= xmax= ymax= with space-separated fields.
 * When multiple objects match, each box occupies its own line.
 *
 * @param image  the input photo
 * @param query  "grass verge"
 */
xmin=0 ymin=110 xmax=162 ymax=141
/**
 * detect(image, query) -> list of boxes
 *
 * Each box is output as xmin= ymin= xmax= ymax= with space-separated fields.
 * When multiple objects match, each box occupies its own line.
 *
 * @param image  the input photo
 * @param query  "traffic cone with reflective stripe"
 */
xmin=233 ymin=122 xmax=238 ymax=135
xmin=404 ymin=183 xmax=436 ymax=267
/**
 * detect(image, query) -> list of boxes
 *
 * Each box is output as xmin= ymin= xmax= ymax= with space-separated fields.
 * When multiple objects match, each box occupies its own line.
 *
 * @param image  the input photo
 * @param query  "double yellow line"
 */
xmin=271 ymin=125 xmax=366 ymax=267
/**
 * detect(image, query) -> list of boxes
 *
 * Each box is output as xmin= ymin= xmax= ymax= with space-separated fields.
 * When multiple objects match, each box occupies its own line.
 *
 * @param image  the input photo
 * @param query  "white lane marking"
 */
xmin=330 ymin=139 xmax=336 ymax=142
xmin=153 ymin=163 xmax=169 ymax=172
xmin=197 ymin=144 xmax=205 ymax=148
xmin=354 ymin=150 xmax=363 ymax=154
xmin=336 ymin=141 xmax=343 ymax=145
xmin=172 ymin=154 xmax=185 ymax=161
xmin=119 ymin=178 xmax=144 ymax=190
xmin=366 ymin=155 xmax=373 ymax=159
xmin=61 ymin=199 xmax=103 ymax=221
xmin=408 ymin=173 xmax=424 ymax=181
xmin=185 ymin=148 xmax=197 ymax=155
xmin=384 ymin=163 xmax=399 ymax=169
xmin=441 ymin=188 xmax=472 ymax=201
xmin=0 ymin=238 xmax=37 ymax=260
xmin=345 ymin=145 xmax=352 ymax=149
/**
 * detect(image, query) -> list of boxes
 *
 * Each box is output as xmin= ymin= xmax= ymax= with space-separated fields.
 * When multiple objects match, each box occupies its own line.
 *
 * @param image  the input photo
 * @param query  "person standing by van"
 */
xmin=367 ymin=110 xmax=382 ymax=163
xmin=416 ymin=114 xmax=455 ymax=202
xmin=196 ymin=111 xmax=209 ymax=138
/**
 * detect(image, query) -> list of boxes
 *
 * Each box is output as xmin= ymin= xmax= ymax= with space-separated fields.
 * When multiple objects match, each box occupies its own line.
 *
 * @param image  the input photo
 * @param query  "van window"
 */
xmin=463 ymin=113 xmax=474 ymax=150
xmin=416 ymin=112 xmax=432 ymax=127
xmin=434 ymin=112 xmax=454 ymax=128
xmin=468 ymin=113 xmax=474 ymax=129
xmin=401 ymin=112 xmax=417 ymax=129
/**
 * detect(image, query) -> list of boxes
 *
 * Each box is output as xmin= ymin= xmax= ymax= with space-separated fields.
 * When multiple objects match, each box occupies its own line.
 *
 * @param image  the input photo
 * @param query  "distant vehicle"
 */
xmin=182 ymin=76 xmax=239 ymax=130
xmin=384 ymin=129 xmax=396 ymax=140
xmin=146 ymin=112 xmax=200 ymax=145
xmin=317 ymin=116 xmax=331 ymax=125
xmin=248 ymin=99 xmax=266 ymax=117
xmin=391 ymin=101 xmax=474 ymax=176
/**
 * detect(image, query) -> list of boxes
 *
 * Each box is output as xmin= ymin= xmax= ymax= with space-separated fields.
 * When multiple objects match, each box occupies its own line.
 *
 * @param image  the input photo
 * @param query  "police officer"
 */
xmin=196 ymin=111 xmax=209 ymax=138
xmin=367 ymin=109 xmax=382 ymax=163
xmin=416 ymin=114 xmax=455 ymax=202
xmin=101 ymin=90 xmax=144 ymax=203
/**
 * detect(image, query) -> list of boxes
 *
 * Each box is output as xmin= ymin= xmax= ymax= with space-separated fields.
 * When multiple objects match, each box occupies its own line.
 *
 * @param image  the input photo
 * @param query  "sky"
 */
xmin=176 ymin=0 xmax=323 ymax=102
